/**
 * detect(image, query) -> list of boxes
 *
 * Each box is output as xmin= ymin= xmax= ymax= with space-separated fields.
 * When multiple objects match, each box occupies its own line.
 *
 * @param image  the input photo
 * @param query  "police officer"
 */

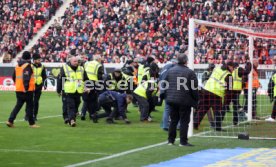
xmin=133 ymin=80 xmax=158 ymax=122
xmin=267 ymin=71 xmax=276 ymax=122
xmin=6 ymin=51 xmax=39 ymax=128
xmin=57 ymin=56 xmax=85 ymax=127
xmin=30 ymin=53 xmax=47 ymax=121
xmin=194 ymin=61 xmax=234 ymax=131
xmin=83 ymin=54 xmax=104 ymax=123
xmin=98 ymin=91 xmax=132 ymax=124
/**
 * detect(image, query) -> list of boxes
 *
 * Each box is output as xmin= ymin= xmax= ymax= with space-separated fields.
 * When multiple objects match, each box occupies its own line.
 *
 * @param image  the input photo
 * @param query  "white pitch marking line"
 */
xmin=0 ymin=115 xmax=62 ymax=124
xmin=0 ymin=149 xmax=110 ymax=155
xmin=64 ymin=139 xmax=180 ymax=167
xmin=65 ymin=115 xmax=273 ymax=167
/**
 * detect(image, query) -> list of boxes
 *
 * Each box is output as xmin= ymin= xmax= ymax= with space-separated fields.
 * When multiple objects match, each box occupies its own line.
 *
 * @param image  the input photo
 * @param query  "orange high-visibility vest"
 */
xmin=133 ymin=68 xmax=138 ymax=85
xmin=245 ymin=69 xmax=260 ymax=89
xmin=15 ymin=63 xmax=35 ymax=92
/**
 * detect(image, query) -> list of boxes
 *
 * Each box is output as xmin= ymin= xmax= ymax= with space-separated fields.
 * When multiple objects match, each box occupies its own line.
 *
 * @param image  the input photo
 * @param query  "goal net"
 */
xmin=188 ymin=19 xmax=276 ymax=140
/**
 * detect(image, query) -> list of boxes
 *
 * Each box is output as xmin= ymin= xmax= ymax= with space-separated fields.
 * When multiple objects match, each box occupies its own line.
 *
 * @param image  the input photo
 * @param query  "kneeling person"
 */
xmin=99 ymin=91 xmax=132 ymax=124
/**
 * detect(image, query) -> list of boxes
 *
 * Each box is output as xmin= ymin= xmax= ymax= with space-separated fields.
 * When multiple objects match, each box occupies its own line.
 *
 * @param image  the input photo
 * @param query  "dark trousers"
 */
xmin=81 ymin=98 xmax=88 ymax=117
xmin=33 ymin=89 xmax=42 ymax=118
xmin=9 ymin=92 xmax=35 ymax=125
xmin=82 ymin=91 xmax=98 ymax=119
xmin=167 ymin=103 xmax=191 ymax=145
xmin=66 ymin=95 xmax=81 ymax=121
xmin=98 ymin=94 xmax=114 ymax=118
xmin=243 ymin=89 xmax=257 ymax=117
xmin=222 ymin=91 xmax=241 ymax=124
xmin=231 ymin=91 xmax=241 ymax=124
xmin=148 ymin=96 xmax=156 ymax=114
xmin=62 ymin=94 xmax=68 ymax=121
xmin=194 ymin=89 xmax=223 ymax=130
xmin=133 ymin=93 xmax=149 ymax=121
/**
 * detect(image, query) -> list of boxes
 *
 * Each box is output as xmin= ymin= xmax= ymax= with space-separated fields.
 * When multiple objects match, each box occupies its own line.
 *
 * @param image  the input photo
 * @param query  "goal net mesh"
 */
xmin=190 ymin=19 xmax=276 ymax=139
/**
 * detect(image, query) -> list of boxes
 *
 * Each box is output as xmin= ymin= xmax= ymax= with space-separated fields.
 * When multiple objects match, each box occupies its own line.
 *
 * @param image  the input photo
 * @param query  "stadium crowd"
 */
xmin=0 ymin=0 xmax=63 ymax=63
xmin=28 ymin=0 xmax=276 ymax=64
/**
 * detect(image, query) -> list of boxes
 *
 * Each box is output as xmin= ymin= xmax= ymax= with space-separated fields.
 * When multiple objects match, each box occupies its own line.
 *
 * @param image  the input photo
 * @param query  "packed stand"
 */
xmin=29 ymin=0 xmax=276 ymax=64
xmin=194 ymin=0 xmax=276 ymax=64
xmin=0 ymin=0 xmax=63 ymax=63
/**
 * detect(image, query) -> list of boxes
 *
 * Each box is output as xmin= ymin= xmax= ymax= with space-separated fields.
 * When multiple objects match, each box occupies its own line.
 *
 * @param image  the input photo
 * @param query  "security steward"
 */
xmin=105 ymin=69 xmax=126 ymax=93
xmin=123 ymin=58 xmax=139 ymax=105
xmin=243 ymin=59 xmax=260 ymax=119
xmin=133 ymin=80 xmax=158 ymax=122
xmin=141 ymin=57 xmax=160 ymax=112
xmin=267 ymin=71 xmax=276 ymax=122
xmin=83 ymin=54 xmax=104 ymax=123
xmin=224 ymin=61 xmax=251 ymax=125
xmin=200 ymin=63 xmax=215 ymax=128
xmin=30 ymin=53 xmax=47 ymax=121
xmin=141 ymin=56 xmax=159 ymax=82
xmin=6 ymin=51 xmax=39 ymax=128
xmin=194 ymin=61 xmax=234 ymax=131
xmin=137 ymin=57 xmax=146 ymax=85
xmin=98 ymin=91 xmax=132 ymax=124
xmin=57 ymin=56 xmax=85 ymax=127
xmin=59 ymin=55 xmax=73 ymax=124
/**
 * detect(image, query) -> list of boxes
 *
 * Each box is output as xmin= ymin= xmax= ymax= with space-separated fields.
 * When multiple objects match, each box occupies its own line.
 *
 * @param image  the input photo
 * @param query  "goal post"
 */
xmin=188 ymin=18 xmax=276 ymax=139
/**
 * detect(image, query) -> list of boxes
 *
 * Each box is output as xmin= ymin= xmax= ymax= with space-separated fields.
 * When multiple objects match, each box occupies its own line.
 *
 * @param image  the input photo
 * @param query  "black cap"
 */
xmin=22 ymin=51 xmax=31 ymax=60
xmin=32 ymin=53 xmax=41 ymax=60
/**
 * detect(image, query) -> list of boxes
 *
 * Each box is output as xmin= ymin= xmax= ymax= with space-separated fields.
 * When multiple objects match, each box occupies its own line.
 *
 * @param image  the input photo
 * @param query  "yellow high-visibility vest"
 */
xmin=84 ymin=60 xmax=102 ymax=81
xmin=137 ymin=64 xmax=144 ymax=84
xmin=134 ymin=80 xmax=157 ymax=99
xmin=232 ymin=68 xmax=242 ymax=91
xmin=63 ymin=64 xmax=84 ymax=94
xmin=32 ymin=64 xmax=43 ymax=85
xmin=204 ymin=67 xmax=230 ymax=97
xmin=273 ymin=73 xmax=276 ymax=97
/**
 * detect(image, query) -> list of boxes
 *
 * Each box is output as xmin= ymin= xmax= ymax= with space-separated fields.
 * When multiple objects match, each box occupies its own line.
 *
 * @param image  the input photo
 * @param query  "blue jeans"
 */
xmin=162 ymin=101 xmax=170 ymax=129
xmin=162 ymin=100 xmax=180 ymax=129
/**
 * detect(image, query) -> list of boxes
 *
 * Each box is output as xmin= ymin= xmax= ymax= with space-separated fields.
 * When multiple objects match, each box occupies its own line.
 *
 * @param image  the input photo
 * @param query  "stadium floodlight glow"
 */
xmin=188 ymin=18 xmax=276 ymax=140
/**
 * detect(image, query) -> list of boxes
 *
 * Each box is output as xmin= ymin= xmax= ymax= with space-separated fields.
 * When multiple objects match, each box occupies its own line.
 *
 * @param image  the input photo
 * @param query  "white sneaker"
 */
xmin=265 ymin=117 xmax=276 ymax=122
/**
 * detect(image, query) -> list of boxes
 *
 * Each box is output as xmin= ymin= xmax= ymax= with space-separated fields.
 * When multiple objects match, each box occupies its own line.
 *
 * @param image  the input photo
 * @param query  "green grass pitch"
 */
xmin=0 ymin=91 xmax=276 ymax=167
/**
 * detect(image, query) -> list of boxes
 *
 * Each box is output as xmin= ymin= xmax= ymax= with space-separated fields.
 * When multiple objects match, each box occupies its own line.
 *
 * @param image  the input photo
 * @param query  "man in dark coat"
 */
xmin=165 ymin=54 xmax=199 ymax=146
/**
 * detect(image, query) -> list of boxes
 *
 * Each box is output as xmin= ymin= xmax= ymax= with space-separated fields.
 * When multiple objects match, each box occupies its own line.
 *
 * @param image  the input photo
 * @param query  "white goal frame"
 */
xmin=188 ymin=19 xmax=276 ymax=138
